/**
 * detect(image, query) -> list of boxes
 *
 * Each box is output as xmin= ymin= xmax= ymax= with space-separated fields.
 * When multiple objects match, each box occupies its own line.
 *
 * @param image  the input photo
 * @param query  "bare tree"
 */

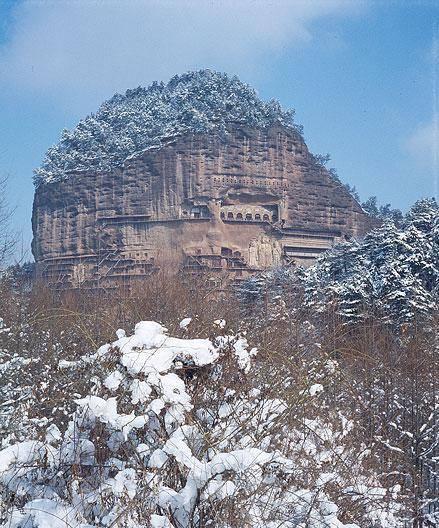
xmin=0 ymin=176 xmax=16 ymax=268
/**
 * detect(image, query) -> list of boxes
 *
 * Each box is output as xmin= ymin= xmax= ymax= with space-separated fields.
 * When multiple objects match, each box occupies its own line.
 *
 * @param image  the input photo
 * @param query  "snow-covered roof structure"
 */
xmin=34 ymin=70 xmax=301 ymax=186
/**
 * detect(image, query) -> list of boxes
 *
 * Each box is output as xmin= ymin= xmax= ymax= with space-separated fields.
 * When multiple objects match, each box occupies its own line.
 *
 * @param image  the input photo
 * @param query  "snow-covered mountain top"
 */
xmin=34 ymin=70 xmax=301 ymax=186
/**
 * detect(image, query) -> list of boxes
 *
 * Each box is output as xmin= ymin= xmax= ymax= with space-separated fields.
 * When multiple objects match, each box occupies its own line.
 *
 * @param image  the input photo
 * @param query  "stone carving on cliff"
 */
xmin=248 ymin=235 xmax=282 ymax=268
xmin=32 ymin=124 xmax=375 ymax=288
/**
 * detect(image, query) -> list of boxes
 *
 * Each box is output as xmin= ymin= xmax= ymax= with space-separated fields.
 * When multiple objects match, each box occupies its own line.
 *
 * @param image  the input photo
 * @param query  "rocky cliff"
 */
xmin=32 ymin=122 xmax=375 ymax=288
xmin=32 ymin=70 xmax=376 ymax=287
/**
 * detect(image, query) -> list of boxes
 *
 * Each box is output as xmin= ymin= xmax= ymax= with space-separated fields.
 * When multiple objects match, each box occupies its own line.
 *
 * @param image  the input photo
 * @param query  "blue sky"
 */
xmin=0 ymin=0 xmax=438 ymax=260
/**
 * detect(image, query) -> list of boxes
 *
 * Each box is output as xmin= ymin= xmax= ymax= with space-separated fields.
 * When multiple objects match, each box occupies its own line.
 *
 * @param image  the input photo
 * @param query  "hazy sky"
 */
xmin=0 ymin=0 xmax=438 ymax=260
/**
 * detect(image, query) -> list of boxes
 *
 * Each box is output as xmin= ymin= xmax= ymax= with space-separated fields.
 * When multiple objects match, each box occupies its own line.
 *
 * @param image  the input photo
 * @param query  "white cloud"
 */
xmin=0 ymin=0 xmax=364 ymax=105
xmin=405 ymin=120 xmax=439 ymax=169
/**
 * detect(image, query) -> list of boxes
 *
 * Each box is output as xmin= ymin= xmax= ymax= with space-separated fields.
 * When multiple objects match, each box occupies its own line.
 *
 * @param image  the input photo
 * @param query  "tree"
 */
xmin=362 ymin=196 xmax=403 ymax=225
xmin=238 ymin=199 xmax=439 ymax=328
xmin=0 ymin=177 xmax=15 ymax=270
xmin=34 ymin=70 xmax=302 ymax=185
xmin=0 ymin=319 xmax=400 ymax=527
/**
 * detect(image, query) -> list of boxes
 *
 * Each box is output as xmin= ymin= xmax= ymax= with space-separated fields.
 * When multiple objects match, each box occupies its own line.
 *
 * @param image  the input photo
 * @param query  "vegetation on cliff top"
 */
xmin=34 ymin=70 xmax=301 ymax=186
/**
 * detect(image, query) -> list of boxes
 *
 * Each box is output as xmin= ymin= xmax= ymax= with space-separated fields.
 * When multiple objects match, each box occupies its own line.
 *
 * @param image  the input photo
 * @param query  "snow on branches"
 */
xmin=0 ymin=319 xmax=399 ymax=528
xmin=34 ymin=70 xmax=301 ymax=186
xmin=238 ymin=199 xmax=439 ymax=327
xmin=303 ymin=198 xmax=439 ymax=325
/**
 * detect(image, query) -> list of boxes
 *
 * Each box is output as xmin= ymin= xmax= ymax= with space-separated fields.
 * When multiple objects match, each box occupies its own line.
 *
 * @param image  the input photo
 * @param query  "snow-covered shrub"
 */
xmin=34 ymin=70 xmax=302 ymax=185
xmin=0 ymin=320 xmax=400 ymax=527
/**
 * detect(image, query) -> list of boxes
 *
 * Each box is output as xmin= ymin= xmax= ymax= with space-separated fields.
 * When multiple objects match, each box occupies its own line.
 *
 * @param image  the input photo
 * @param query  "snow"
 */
xmin=45 ymin=424 xmax=62 ymax=444
xmin=103 ymin=370 xmax=124 ymax=391
xmin=34 ymin=70 xmax=301 ymax=185
xmin=0 ymin=319 xmax=403 ymax=528
xmin=119 ymin=321 xmax=217 ymax=376
xmin=309 ymin=383 xmax=324 ymax=396
xmin=179 ymin=317 xmax=192 ymax=330
xmin=8 ymin=498 xmax=91 ymax=528
xmin=129 ymin=378 xmax=152 ymax=404
xmin=58 ymin=359 xmax=79 ymax=369
xmin=0 ymin=440 xmax=45 ymax=474
xmin=215 ymin=335 xmax=258 ymax=373
xmin=75 ymin=395 xmax=147 ymax=437
xmin=148 ymin=449 xmax=169 ymax=469
xmin=151 ymin=515 xmax=172 ymax=528
xmin=105 ymin=468 xmax=137 ymax=499
xmin=232 ymin=336 xmax=257 ymax=373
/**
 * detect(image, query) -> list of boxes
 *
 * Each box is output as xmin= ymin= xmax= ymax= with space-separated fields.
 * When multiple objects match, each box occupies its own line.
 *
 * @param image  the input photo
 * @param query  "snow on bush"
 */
xmin=0 ymin=320 xmax=400 ymax=527
xmin=34 ymin=70 xmax=302 ymax=186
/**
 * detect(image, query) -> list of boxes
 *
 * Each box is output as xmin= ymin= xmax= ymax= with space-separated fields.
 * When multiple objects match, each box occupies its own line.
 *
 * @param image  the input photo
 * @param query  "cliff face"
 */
xmin=32 ymin=124 xmax=375 ymax=287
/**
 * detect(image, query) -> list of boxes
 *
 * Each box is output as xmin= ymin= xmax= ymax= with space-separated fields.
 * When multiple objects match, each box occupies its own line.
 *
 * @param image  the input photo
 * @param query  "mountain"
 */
xmin=32 ymin=71 xmax=374 ymax=288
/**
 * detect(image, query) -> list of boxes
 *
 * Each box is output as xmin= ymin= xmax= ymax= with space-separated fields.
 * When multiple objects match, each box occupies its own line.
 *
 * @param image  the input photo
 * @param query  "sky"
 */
xmin=0 ymin=0 xmax=438 ymax=260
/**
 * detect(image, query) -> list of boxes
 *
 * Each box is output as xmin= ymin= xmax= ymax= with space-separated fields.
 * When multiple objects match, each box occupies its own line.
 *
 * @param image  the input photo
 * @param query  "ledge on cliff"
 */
xmin=34 ymin=70 xmax=303 ymax=186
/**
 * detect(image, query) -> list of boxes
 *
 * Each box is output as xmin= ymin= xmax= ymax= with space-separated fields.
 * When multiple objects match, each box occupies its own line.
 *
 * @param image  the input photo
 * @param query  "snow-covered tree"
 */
xmin=238 ymin=199 xmax=439 ymax=327
xmin=34 ymin=70 xmax=302 ymax=186
xmin=361 ymin=196 xmax=403 ymax=225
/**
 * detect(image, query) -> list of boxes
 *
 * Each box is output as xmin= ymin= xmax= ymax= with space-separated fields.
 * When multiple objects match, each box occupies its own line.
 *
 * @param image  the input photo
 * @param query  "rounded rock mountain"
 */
xmin=32 ymin=70 xmax=375 ymax=288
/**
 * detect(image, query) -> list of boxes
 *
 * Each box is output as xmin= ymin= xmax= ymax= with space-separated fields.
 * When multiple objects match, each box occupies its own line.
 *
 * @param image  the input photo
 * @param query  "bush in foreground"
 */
xmin=0 ymin=318 xmax=400 ymax=527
